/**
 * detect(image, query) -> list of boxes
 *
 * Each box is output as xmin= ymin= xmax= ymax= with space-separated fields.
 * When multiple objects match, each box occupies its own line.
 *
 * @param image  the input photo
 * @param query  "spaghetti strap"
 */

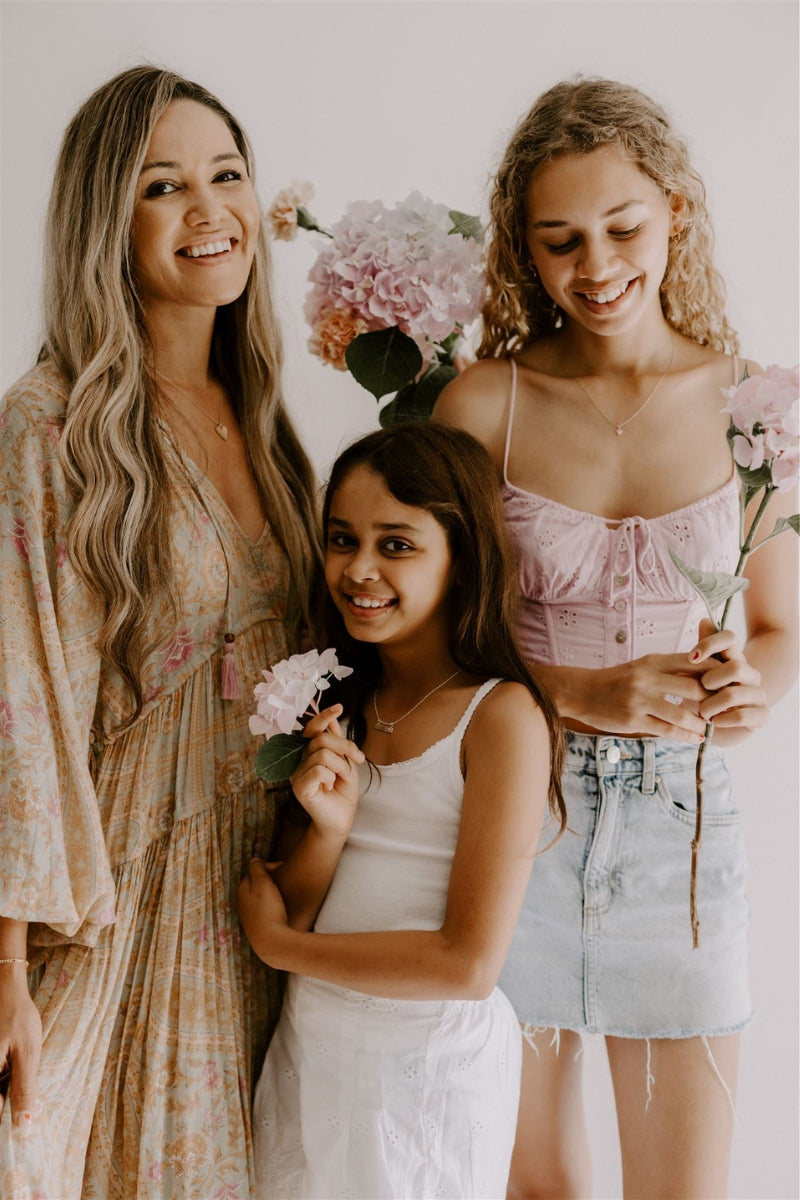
xmin=731 ymin=354 xmax=740 ymax=384
xmin=502 ymin=359 xmax=518 ymax=484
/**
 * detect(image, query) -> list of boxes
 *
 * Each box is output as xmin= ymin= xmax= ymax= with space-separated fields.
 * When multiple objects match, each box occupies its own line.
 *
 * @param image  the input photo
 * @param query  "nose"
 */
xmin=578 ymin=235 xmax=619 ymax=282
xmin=344 ymin=545 xmax=381 ymax=584
xmin=185 ymin=184 xmax=227 ymax=227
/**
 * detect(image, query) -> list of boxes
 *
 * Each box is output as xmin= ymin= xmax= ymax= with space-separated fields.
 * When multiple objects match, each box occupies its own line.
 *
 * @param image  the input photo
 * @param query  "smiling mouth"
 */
xmin=345 ymin=593 xmax=397 ymax=613
xmin=578 ymin=278 xmax=636 ymax=306
xmin=178 ymin=238 xmax=235 ymax=258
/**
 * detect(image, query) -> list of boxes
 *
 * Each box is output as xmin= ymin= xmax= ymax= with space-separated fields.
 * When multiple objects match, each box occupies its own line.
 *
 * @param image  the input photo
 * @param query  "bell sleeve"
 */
xmin=0 ymin=369 xmax=116 ymax=946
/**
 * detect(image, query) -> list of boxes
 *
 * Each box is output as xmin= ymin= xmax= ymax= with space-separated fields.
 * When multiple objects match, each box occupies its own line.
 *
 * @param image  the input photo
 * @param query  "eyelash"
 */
xmin=327 ymin=534 xmax=413 ymax=555
xmin=546 ymin=225 xmax=643 ymax=255
xmin=143 ymin=169 xmax=245 ymax=198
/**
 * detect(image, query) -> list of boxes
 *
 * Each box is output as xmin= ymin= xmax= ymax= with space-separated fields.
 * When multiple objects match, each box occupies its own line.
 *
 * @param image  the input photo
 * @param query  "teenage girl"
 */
xmin=434 ymin=78 xmax=797 ymax=1199
xmin=237 ymin=423 xmax=566 ymax=1199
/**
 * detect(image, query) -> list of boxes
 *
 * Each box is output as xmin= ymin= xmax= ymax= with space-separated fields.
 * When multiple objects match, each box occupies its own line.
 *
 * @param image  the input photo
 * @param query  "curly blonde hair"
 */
xmin=42 ymin=65 xmax=321 ymax=715
xmin=479 ymin=77 xmax=738 ymax=358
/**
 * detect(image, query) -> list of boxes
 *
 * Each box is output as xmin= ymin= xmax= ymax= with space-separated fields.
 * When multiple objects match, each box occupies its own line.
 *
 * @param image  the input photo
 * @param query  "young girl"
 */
xmin=237 ymin=423 xmax=566 ymax=1199
xmin=434 ymin=78 xmax=797 ymax=1198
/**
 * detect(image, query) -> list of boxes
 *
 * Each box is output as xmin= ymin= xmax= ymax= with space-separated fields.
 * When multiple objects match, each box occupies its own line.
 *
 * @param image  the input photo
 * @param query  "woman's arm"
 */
xmin=238 ymin=681 xmax=550 ymax=1000
xmin=0 ymin=917 xmax=41 ymax=1125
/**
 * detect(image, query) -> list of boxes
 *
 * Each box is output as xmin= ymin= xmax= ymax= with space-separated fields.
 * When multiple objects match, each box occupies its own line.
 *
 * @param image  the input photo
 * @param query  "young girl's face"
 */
xmin=525 ymin=145 xmax=678 ymax=337
xmin=325 ymin=464 xmax=454 ymax=654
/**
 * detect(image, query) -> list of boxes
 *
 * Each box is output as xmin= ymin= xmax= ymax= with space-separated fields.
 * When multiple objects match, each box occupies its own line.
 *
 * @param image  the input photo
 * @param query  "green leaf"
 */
xmin=413 ymin=363 xmax=458 ymax=414
xmin=768 ymin=514 xmax=800 ymax=537
xmin=378 ymin=383 xmax=425 ymax=426
xmin=448 ymin=210 xmax=483 ymax=241
xmin=377 ymin=363 xmax=459 ymax=426
xmin=668 ymin=548 xmax=749 ymax=628
xmin=438 ymin=331 xmax=461 ymax=360
xmin=255 ymin=733 xmax=306 ymax=782
xmin=295 ymin=206 xmax=332 ymax=237
xmin=345 ymin=329 xmax=423 ymax=401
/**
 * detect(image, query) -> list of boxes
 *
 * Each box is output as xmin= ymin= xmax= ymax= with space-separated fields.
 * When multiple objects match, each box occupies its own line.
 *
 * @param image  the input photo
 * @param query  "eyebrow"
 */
xmin=140 ymin=152 xmax=245 ymax=173
xmin=531 ymin=200 xmax=645 ymax=229
xmin=328 ymin=517 xmax=421 ymax=533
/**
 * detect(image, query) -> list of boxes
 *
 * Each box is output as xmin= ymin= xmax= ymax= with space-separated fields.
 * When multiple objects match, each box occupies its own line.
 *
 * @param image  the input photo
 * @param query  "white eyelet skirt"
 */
xmin=253 ymin=974 xmax=522 ymax=1199
xmin=499 ymin=733 xmax=752 ymax=1038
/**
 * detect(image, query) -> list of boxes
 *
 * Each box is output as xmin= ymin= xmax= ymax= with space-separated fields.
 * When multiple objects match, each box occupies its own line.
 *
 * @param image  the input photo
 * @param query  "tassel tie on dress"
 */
xmin=221 ymin=633 xmax=241 ymax=700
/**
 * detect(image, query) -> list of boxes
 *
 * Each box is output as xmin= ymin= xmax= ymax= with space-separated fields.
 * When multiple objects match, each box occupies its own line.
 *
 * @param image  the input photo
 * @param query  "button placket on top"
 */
xmin=607 ymin=519 xmax=659 ymax=662
xmin=607 ymin=523 xmax=633 ymax=659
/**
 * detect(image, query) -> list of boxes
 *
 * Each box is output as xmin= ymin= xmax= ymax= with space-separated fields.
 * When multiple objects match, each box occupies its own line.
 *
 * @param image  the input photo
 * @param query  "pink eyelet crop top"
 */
xmin=502 ymin=358 xmax=742 ymax=669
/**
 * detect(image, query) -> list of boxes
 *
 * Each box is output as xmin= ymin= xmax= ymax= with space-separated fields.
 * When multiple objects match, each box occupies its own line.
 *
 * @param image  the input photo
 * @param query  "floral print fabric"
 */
xmin=0 ymin=362 xmax=290 ymax=1198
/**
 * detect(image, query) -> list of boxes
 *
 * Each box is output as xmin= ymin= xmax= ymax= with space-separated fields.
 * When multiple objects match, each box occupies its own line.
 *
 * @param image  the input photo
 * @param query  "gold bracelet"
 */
xmin=0 ymin=957 xmax=28 ymax=966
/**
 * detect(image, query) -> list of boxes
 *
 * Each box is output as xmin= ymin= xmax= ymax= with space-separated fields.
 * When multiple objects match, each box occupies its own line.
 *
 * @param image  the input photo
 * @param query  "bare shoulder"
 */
xmin=432 ymin=358 xmax=512 ymax=460
xmin=464 ymin=680 xmax=547 ymax=748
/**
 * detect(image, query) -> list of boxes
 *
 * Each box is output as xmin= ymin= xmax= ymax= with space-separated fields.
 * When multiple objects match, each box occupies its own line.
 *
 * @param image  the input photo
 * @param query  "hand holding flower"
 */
xmin=690 ymin=621 xmax=768 ymax=742
xmin=290 ymin=705 xmax=364 ymax=839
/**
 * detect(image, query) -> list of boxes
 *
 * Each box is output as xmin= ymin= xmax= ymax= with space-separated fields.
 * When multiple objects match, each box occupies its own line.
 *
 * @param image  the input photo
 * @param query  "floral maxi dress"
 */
xmin=0 ymin=362 xmax=290 ymax=1199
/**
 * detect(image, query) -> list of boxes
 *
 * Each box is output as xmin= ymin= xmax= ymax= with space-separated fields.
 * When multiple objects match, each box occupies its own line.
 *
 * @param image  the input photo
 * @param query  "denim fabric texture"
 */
xmin=499 ymin=733 xmax=752 ymax=1038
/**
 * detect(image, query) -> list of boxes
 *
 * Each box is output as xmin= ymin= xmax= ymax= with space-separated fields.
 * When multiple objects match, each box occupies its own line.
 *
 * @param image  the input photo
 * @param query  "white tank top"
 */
xmin=315 ymin=679 xmax=502 ymax=935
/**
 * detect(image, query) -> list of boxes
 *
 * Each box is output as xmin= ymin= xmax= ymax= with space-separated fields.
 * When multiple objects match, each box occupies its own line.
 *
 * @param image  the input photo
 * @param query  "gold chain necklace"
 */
xmin=157 ymin=374 xmax=229 ymax=441
xmin=574 ymin=335 xmax=675 ymax=437
xmin=372 ymin=670 xmax=461 ymax=734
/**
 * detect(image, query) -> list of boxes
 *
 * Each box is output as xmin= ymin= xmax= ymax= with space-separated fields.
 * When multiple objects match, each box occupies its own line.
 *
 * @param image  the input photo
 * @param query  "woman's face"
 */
xmin=130 ymin=99 xmax=260 ymax=318
xmin=524 ymin=145 xmax=679 ymax=337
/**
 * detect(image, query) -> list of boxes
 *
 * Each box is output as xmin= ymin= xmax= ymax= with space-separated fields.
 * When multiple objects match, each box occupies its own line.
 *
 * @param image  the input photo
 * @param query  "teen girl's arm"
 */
xmin=690 ymin=482 xmax=799 ymax=746
xmin=247 ymin=706 xmax=364 ymax=933
xmin=238 ymin=681 xmax=549 ymax=1000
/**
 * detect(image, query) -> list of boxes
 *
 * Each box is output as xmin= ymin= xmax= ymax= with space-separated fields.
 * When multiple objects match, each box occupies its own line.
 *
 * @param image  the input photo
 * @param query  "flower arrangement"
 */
xmin=250 ymin=648 xmax=353 ymax=782
xmin=670 ymin=364 xmax=798 ymax=947
xmin=267 ymin=183 xmax=485 ymax=423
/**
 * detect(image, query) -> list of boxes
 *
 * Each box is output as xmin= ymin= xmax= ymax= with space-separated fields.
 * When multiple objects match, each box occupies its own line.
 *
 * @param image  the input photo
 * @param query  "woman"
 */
xmin=0 ymin=66 xmax=320 ymax=1198
xmin=434 ymin=78 xmax=797 ymax=1198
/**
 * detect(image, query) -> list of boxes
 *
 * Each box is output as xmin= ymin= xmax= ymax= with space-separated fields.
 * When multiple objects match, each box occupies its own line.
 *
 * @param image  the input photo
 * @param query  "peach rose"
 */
xmin=308 ymin=308 xmax=369 ymax=370
xmin=267 ymin=180 xmax=314 ymax=241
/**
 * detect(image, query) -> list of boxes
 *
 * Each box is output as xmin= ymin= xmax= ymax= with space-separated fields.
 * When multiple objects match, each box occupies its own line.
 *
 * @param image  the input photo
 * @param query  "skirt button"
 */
xmin=605 ymin=745 xmax=621 ymax=764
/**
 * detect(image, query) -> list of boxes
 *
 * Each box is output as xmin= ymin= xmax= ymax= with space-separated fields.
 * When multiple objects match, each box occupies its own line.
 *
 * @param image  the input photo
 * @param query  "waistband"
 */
xmin=565 ymin=731 xmax=724 ymax=793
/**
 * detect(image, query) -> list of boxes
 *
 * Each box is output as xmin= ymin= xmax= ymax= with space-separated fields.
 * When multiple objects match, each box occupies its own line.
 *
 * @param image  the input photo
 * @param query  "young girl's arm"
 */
xmin=263 ymin=706 xmax=364 ymax=931
xmin=238 ymin=681 xmax=549 ymax=1000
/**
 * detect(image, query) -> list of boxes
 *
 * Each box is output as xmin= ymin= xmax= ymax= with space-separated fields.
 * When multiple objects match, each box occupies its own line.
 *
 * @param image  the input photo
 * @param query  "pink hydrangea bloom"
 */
xmin=249 ymin=648 xmax=353 ymax=739
xmin=304 ymin=192 xmax=485 ymax=360
xmin=722 ymin=365 xmax=799 ymax=492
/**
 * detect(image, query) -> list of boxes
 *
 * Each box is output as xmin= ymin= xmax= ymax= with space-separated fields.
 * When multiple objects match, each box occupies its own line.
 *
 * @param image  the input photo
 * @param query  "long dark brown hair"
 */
xmin=321 ymin=423 xmax=566 ymax=829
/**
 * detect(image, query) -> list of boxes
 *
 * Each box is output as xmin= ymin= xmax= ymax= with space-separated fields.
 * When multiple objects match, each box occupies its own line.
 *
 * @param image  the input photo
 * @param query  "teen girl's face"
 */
xmin=130 ymin=100 xmax=260 ymax=318
xmin=325 ymin=465 xmax=454 ymax=655
xmin=525 ymin=145 xmax=679 ymax=336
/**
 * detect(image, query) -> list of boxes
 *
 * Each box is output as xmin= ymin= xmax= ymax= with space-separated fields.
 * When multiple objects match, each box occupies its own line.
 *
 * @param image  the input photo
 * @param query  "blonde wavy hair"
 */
xmin=479 ymin=77 xmax=739 ymax=358
xmin=41 ymin=65 xmax=321 ymax=715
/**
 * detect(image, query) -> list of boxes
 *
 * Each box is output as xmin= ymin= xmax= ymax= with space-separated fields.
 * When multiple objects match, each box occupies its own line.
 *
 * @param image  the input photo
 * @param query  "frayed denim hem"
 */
xmin=517 ymin=1011 xmax=754 ymax=1040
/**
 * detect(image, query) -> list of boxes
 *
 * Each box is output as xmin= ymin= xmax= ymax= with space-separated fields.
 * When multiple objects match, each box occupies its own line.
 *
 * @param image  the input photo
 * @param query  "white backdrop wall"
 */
xmin=1 ymin=3 xmax=797 ymax=1197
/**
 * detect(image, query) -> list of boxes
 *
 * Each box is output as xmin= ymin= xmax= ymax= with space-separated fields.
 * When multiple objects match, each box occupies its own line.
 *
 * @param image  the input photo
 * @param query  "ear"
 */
xmin=668 ymin=193 xmax=687 ymax=238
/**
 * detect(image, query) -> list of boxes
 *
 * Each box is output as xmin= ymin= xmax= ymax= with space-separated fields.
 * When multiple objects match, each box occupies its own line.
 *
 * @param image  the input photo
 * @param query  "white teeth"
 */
xmin=584 ymin=281 xmax=629 ymax=304
xmin=351 ymin=596 xmax=391 ymax=609
xmin=183 ymin=238 xmax=232 ymax=257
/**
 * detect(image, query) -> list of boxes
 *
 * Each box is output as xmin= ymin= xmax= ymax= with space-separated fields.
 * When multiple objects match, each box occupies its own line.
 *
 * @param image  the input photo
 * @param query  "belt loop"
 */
xmin=642 ymin=740 xmax=656 ymax=794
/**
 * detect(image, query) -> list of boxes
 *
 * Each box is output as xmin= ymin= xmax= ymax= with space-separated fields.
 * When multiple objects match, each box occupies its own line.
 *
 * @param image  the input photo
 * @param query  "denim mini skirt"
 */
xmin=499 ymin=733 xmax=752 ymax=1038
